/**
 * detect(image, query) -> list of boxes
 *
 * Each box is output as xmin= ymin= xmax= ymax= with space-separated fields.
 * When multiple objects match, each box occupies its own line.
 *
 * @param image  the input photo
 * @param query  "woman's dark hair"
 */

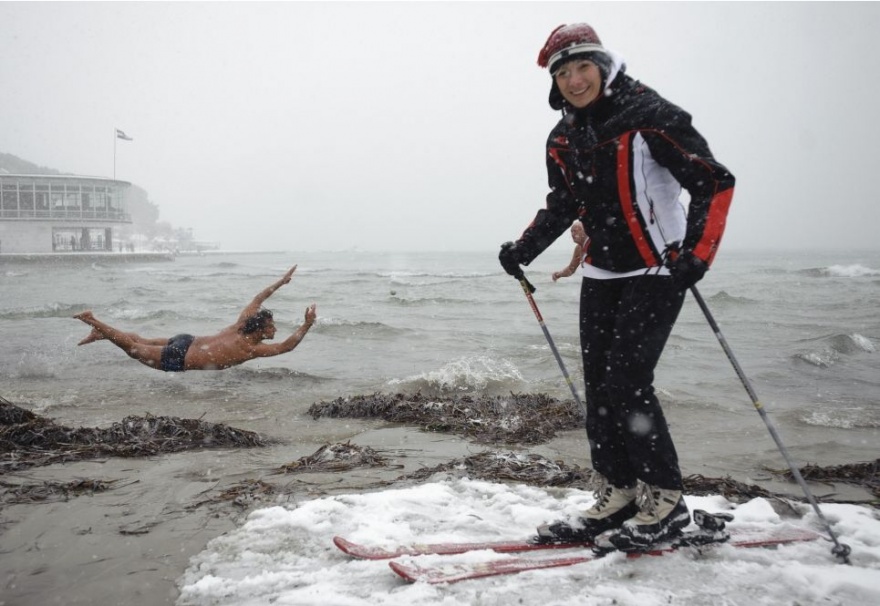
xmin=241 ymin=308 xmax=274 ymax=334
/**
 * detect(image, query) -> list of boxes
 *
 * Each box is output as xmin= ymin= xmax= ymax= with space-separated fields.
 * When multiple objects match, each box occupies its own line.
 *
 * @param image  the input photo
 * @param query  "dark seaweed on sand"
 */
xmin=0 ymin=395 xmax=265 ymax=473
xmin=402 ymin=450 xmax=592 ymax=487
xmin=769 ymin=460 xmax=880 ymax=500
xmin=1 ymin=478 xmax=118 ymax=504
xmin=397 ymin=451 xmax=825 ymax=507
xmin=3 ymin=393 xmax=877 ymax=510
xmin=276 ymin=441 xmax=390 ymax=474
xmin=308 ymin=392 xmax=583 ymax=444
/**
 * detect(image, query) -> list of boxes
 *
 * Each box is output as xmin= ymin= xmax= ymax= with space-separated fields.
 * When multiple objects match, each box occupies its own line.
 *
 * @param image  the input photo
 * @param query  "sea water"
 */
xmin=1 ymin=248 xmax=877 ymax=478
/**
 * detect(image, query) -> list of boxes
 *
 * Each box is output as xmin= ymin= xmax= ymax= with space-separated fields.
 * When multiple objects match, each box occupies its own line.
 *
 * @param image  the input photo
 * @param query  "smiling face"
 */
xmin=554 ymin=59 xmax=603 ymax=109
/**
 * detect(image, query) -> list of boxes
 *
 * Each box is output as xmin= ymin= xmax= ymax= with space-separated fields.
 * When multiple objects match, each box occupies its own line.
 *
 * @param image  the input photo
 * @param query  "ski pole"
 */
xmin=517 ymin=275 xmax=586 ymax=416
xmin=689 ymin=284 xmax=852 ymax=563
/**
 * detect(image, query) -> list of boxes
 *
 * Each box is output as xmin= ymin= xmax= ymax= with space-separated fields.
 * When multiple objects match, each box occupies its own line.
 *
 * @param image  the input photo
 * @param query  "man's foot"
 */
xmin=77 ymin=327 xmax=105 ymax=345
xmin=74 ymin=310 xmax=95 ymax=323
xmin=535 ymin=483 xmax=638 ymax=543
xmin=74 ymin=311 xmax=104 ymax=345
xmin=609 ymin=487 xmax=690 ymax=551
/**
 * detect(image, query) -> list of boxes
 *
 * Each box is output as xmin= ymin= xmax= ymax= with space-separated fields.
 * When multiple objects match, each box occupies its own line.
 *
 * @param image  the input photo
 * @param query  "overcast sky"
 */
xmin=2 ymin=2 xmax=879 ymax=253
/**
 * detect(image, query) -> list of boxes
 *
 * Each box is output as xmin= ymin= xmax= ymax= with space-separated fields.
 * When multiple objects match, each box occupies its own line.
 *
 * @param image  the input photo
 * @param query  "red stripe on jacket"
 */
xmin=693 ymin=187 xmax=733 ymax=264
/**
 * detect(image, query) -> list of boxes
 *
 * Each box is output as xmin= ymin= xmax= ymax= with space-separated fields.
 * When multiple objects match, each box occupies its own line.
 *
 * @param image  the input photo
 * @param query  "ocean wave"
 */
xmin=313 ymin=317 xmax=408 ymax=338
xmin=0 ymin=302 xmax=92 ymax=320
xmin=528 ymin=341 xmax=581 ymax=354
xmin=128 ymin=286 xmax=167 ymax=297
xmin=798 ymin=264 xmax=880 ymax=278
xmin=388 ymin=295 xmax=470 ymax=306
xmin=387 ymin=355 xmax=526 ymax=395
xmin=159 ymin=275 xmax=197 ymax=283
xmin=223 ymin=366 xmax=332 ymax=384
xmin=706 ymin=290 xmax=758 ymax=305
xmin=801 ymin=407 xmax=880 ymax=429
xmin=10 ymin=352 xmax=58 ymax=379
xmin=380 ymin=271 xmax=496 ymax=285
xmin=793 ymin=333 xmax=875 ymax=367
xmin=107 ymin=308 xmax=194 ymax=323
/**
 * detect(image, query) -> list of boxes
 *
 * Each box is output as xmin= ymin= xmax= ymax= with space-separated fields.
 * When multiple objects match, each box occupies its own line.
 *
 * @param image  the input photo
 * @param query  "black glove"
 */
xmin=666 ymin=249 xmax=708 ymax=290
xmin=498 ymin=241 xmax=525 ymax=279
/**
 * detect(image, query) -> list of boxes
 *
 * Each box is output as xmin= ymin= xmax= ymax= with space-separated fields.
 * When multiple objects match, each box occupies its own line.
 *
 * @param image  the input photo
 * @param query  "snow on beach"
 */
xmin=177 ymin=478 xmax=880 ymax=606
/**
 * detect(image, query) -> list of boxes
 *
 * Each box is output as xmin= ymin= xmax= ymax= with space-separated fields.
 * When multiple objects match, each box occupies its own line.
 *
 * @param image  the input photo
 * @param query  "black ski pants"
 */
xmin=579 ymin=275 xmax=686 ymax=490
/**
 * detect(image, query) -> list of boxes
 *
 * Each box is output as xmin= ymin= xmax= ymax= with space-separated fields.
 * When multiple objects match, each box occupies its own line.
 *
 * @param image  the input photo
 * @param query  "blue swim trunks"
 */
xmin=160 ymin=334 xmax=195 ymax=372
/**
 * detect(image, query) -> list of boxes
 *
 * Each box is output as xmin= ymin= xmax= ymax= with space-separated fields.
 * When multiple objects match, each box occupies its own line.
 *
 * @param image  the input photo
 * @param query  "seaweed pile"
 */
xmin=308 ymin=392 xmax=583 ymax=444
xmin=0 ymin=396 xmax=266 ymax=473
xmin=397 ymin=451 xmax=809 ymax=506
xmin=1 ymin=478 xmax=118 ymax=505
xmin=189 ymin=479 xmax=278 ymax=510
xmin=772 ymin=459 xmax=880 ymax=500
xmin=190 ymin=443 xmax=395 ymax=509
xmin=276 ymin=441 xmax=391 ymax=474
xmin=681 ymin=474 xmax=777 ymax=503
xmin=3 ymin=392 xmax=877 ymax=511
xmin=402 ymin=450 xmax=593 ymax=488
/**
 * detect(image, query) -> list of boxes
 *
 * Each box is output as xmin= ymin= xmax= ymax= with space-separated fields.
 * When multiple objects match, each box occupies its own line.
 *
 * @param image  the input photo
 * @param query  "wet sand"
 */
xmin=1 ymin=420 xmax=873 ymax=606
xmin=0 ymin=422 xmax=480 ymax=606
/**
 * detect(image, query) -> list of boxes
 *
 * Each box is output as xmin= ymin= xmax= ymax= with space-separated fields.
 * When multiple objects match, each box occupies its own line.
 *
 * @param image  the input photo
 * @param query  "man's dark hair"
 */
xmin=241 ymin=308 xmax=274 ymax=334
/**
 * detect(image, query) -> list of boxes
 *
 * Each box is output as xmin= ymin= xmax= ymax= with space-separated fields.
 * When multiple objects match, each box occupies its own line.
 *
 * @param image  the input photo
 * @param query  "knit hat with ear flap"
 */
xmin=538 ymin=23 xmax=613 ymax=110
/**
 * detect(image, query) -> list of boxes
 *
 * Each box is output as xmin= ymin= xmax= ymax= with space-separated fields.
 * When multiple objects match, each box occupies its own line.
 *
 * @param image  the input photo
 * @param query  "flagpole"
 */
xmin=113 ymin=127 xmax=117 ymax=180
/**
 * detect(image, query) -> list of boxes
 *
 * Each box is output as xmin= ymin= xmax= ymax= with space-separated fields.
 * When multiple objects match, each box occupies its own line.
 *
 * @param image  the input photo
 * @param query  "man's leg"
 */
xmin=76 ymin=311 xmax=167 ymax=345
xmin=74 ymin=311 xmax=166 ymax=369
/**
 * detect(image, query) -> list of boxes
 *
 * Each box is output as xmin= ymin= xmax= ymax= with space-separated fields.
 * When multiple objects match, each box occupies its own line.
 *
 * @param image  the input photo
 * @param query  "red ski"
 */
xmin=388 ymin=526 xmax=822 ymax=584
xmin=333 ymin=535 xmax=592 ymax=560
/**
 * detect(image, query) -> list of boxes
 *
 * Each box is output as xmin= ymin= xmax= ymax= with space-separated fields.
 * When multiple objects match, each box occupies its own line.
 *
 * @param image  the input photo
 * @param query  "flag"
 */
xmin=116 ymin=128 xmax=133 ymax=141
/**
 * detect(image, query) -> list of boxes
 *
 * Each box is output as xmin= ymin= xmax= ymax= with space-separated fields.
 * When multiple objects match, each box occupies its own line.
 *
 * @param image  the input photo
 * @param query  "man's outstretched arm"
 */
xmin=256 ymin=304 xmax=317 ymax=357
xmin=237 ymin=265 xmax=297 ymax=323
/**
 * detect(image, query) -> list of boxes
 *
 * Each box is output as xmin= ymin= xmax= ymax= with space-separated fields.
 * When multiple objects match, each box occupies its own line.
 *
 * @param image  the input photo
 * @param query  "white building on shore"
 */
xmin=0 ymin=174 xmax=131 ymax=254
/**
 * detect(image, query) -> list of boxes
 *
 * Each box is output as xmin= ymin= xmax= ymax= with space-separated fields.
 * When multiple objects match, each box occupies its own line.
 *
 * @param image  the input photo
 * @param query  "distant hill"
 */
xmin=0 ymin=152 xmax=62 ymax=176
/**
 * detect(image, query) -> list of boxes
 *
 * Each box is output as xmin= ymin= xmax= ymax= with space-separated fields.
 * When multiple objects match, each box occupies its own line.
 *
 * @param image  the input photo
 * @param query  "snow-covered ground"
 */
xmin=178 ymin=478 xmax=879 ymax=606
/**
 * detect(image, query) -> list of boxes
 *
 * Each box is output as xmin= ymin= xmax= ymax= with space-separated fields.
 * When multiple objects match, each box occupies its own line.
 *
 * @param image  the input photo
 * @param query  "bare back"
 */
xmin=183 ymin=327 xmax=273 ymax=370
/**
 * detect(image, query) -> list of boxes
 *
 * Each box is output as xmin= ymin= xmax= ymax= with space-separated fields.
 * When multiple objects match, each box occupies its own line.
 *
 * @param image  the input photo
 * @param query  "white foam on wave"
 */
xmin=795 ymin=333 xmax=875 ymax=367
xmin=825 ymin=264 xmax=880 ymax=278
xmin=795 ymin=350 xmax=839 ymax=368
xmin=387 ymin=355 xmax=525 ymax=392
xmin=802 ymin=408 xmax=880 ymax=429
xmin=12 ymin=352 xmax=58 ymax=380
xmin=850 ymin=333 xmax=876 ymax=353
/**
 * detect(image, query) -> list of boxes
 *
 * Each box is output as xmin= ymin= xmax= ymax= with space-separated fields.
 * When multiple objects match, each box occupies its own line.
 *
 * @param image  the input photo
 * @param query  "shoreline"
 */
xmin=0 ymin=251 xmax=175 ymax=264
xmin=1 ymin=420 xmax=875 ymax=606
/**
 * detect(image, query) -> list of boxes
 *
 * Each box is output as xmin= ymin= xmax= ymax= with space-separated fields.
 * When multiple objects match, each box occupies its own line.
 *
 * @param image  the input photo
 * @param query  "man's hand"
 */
xmin=303 ymin=303 xmax=317 ymax=326
xmin=499 ymin=242 xmax=525 ymax=279
xmin=280 ymin=265 xmax=297 ymax=286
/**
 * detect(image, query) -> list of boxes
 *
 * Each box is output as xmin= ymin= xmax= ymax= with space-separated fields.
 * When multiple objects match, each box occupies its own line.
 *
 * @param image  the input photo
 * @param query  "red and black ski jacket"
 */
xmin=516 ymin=70 xmax=735 ymax=273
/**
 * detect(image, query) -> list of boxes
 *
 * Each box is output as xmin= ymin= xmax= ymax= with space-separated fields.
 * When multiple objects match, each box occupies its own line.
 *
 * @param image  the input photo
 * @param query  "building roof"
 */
xmin=0 ymin=174 xmax=131 ymax=186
